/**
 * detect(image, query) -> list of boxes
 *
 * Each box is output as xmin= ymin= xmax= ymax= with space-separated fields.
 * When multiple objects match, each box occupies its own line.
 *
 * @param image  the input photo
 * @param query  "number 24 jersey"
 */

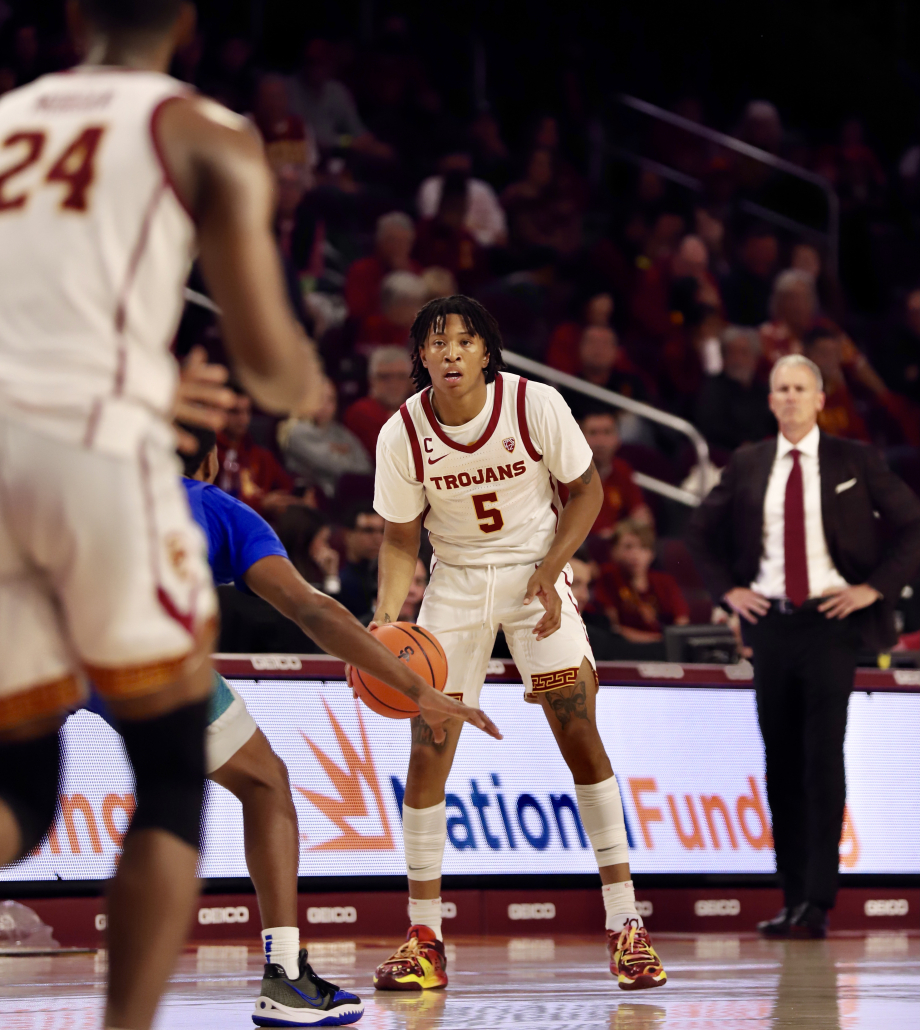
xmin=374 ymin=373 xmax=593 ymax=567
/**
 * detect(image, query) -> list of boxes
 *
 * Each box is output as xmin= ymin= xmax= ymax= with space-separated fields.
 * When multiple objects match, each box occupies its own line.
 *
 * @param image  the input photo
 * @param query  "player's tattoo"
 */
xmin=545 ymin=680 xmax=589 ymax=729
xmin=580 ymin=464 xmax=594 ymax=485
xmin=410 ymin=714 xmax=450 ymax=752
xmin=381 ymin=613 xmax=392 ymax=623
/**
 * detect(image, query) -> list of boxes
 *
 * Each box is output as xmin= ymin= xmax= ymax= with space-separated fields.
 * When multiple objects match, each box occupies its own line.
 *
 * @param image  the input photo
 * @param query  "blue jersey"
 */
xmin=182 ymin=478 xmax=287 ymax=591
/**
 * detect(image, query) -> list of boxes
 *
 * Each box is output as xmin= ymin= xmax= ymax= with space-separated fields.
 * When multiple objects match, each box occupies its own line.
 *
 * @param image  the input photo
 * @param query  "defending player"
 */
xmin=163 ymin=426 xmax=499 ymax=1026
xmin=371 ymin=296 xmax=667 ymax=991
xmin=0 ymin=3 xmax=319 ymax=1029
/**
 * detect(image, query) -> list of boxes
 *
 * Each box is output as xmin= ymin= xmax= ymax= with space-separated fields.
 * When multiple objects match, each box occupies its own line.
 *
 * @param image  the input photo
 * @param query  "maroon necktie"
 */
xmin=784 ymin=449 xmax=809 ymax=606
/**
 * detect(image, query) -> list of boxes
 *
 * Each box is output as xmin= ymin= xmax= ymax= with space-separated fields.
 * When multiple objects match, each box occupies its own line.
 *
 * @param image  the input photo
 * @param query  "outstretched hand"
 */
xmin=416 ymin=686 xmax=502 ymax=743
xmin=174 ymin=346 xmax=236 ymax=452
xmin=524 ymin=565 xmax=562 ymax=640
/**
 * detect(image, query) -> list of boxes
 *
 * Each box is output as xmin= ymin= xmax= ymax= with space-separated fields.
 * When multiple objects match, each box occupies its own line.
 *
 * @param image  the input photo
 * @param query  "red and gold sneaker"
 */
xmin=607 ymin=919 xmax=667 ymax=991
xmin=373 ymin=925 xmax=448 ymax=991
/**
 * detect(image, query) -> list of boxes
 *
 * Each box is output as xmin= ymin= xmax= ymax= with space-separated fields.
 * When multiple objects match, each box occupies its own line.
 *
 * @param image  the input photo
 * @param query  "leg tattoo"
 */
xmin=545 ymin=680 xmax=589 ymax=730
xmin=410 ymin=715 xmax=450 ymax=753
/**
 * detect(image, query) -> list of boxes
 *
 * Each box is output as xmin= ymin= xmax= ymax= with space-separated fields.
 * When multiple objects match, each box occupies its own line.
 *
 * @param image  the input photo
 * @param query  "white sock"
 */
xmin=262 ymin=926 xmax=300 ymax=979
xmin=408 ymin=897 xmax=443 ymax=941
xmin=602 ymin=880 xmax=642 ymax=932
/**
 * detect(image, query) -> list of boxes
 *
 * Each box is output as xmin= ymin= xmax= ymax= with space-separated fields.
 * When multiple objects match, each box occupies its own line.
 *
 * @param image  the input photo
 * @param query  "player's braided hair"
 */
xmin=408 ymin=295 xmax=507 ymax=392
xmin=79 ymin=0 xmax=185 ymax=32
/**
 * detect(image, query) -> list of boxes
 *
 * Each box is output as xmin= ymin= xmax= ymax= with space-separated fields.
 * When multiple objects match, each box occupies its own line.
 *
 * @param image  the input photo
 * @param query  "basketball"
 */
xmin=350 ymin=623 xmax=448 ymax=718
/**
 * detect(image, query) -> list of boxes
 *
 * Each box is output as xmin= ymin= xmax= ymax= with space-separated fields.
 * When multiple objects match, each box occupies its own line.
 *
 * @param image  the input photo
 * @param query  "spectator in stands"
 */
xmin=253 ymin=72 xmax=315 ymax=174
xmin=286 ymin=38 xmax=394 ymax=160
xmin=468 ymin=111 xmax=512 ymax=190
xmin=278 ymin=378 xmax=372 ymax=498
xmin=694 ymin=327 xmax=775 ymax=451
xmin=344 ymin=212 xmax=420 ymax=321
xmin=417 ymin=149 xmax=508 ymax=247
xmin=274 ymin=506 xmax=341 ymax=598
xmin=338 ymin=504 xmax=385 ymax=619
xmin=594 ymin=520 xmax=690 ymax=643
xmin=421 ymin=266 xmax=459 ymax=302
xmin=343 ymin=346 xmax=413 ymax=459
xmin=878 ymin=288 xmax=920 ymax=405
xmin=501 ymin=147 xmax=585 ymax=259
xmin=720 ymin=226 xmax=780 ymax=327
xmin=399 ymin=559 xmax=429 ymax=621
xmin=579 ymin=410 xmax=653 ymax=536
xmin=560 ymin=325 xmax=649 ymax=422
xmin=803 ymin=327 xmax=871 ymax=442
xmin=357 ymin=270 xmax=427 ymax=347
xmin=217 ymin=388 xmax=299 ymax=519
xmin=545 ymin=292 xmax=615 ymax=376
xmin=413 ymin=171 xmax=489 ymax=292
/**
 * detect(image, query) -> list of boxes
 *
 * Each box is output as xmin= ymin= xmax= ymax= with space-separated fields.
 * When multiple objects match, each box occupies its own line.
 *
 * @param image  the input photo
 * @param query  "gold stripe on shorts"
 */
xmin=0 ymin=675 xmax=82 ymax=730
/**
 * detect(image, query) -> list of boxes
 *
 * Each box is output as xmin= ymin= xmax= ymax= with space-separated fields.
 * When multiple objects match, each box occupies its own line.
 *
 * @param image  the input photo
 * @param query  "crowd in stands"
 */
xmin=8 ymin=12 xmax=920 ymax=660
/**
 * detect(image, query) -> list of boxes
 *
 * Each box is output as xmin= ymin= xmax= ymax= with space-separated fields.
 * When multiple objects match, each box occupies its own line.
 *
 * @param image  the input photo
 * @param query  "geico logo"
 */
xmin=442 ymin=901 xmax=457 ymax=919
xmin=198 ymin=906 xmax=250 ymax=925
xmin=865 ymin=899 xmax=909 ymax=917
xmin=94 ymin=914 xmax=107 ymax=931
xmin=307 ymin=906 xmax=357 ymax=924
xmin=636 ymin=900 xmax=654 ymax=918
xmin=508 ymin=902 xmax=556 ymax=921
xmin=251 ymin=655 xmax=302 ymax=671
xmin=694 ymin=899 xmax=741 ymax=917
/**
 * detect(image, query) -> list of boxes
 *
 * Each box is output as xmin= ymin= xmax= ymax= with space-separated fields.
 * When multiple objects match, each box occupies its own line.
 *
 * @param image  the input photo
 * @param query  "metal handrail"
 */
xmin=616 ymin=93 xmax=840 ymax=277
xmin=502 ymin=350 xmax=709 ymax=507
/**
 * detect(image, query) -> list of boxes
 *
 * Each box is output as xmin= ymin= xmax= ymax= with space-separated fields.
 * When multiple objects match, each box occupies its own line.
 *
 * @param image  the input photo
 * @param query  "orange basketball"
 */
xmin=350 ymin=622 xmax=448 ymax=719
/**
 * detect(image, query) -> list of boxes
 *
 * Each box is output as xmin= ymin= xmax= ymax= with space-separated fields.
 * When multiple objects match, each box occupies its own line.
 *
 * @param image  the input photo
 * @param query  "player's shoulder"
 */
xmin=517 ymin=376 xmax=569 ymax=414
xmin=188 ymin=479 xmax=250 ymax=518
xmin=378 ymin=393 xmax=423 ymax=445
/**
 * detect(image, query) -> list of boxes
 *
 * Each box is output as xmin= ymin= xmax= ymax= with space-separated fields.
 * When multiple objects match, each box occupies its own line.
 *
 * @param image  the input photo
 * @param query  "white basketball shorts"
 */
xmin=0 ymin=417 xmax=216 ymax=729
xmin=417 ymin=560 xmax=596 ymax=707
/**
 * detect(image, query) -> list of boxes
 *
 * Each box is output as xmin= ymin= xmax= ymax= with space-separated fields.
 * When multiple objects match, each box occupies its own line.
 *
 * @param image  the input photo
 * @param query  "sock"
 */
xmin=408 ymin=897 xmax=443 ymax=941
xmin=575 ymin=775 xmax=630 ymax=869
xmin=262 ymin=926 xmax=300 ymax=979
xmin=602 ymin=880 xmax=642 ymax=932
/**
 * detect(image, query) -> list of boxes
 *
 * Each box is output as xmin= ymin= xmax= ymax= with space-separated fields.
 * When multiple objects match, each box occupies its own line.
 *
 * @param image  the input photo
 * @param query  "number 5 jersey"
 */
xmin=0 ymin=69 xmax=200 ymax=457
xmin=374 ymin=372 xmax=594 ymax=567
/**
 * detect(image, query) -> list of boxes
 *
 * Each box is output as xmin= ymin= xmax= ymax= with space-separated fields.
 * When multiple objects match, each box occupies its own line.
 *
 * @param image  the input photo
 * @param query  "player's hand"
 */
xmin=174 ymin=346 xmax=236 ymax=451
xmin=344 ymin=621 xmax=380 ymax=698
xmin=524 ymin=565 xmax=562 ymax=640
xmin=416 ymin=686 xmax=502 ymax=743
xmin=723 ymin=587 xmax=771 ymax=624
xmin=818 ymin=584 xmax=881 ymax=619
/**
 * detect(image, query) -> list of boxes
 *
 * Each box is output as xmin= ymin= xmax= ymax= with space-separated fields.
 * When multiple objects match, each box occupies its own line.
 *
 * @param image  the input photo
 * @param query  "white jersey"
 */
xmin=374 ymin=372 xmax=593 ymax=566
xmin=0 ymin=68 xmax=196 ymax=456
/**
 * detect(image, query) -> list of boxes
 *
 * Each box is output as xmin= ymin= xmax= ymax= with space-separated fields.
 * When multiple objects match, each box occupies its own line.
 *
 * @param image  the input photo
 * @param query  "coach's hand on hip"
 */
xmin=723 ymin=587 xmax=771 ymax=624
xmin=818 ymin=583 xmax=881 ymax=619
xmin=524 ymin=565 xmax=563 ymax=639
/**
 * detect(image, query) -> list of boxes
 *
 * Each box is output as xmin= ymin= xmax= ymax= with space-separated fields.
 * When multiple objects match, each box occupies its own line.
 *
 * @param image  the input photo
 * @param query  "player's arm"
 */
xmin=155 ymin=97 xmax=322 ymax=415
xmin=524 ymin=461 xmax=603 ymax=640
xmin=244 ymin=554 xmax=500 ymax=741
xmin=373 ymin=516 xmax=423 ymax=625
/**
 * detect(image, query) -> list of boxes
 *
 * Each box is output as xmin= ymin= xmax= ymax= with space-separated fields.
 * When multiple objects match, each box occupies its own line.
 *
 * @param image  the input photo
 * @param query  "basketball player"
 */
xmin=371 ymin=296 xmax=667 ymax=991
xmin=0 ymin=3 xmax=322 ymax=1029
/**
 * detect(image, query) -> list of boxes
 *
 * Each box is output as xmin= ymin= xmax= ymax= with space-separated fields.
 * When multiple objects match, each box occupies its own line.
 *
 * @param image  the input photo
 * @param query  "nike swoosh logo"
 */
xmin=286 ymin=982 xmax=325 ymax=1008
xmin=427 ymin=455 xmax=448 ymax=464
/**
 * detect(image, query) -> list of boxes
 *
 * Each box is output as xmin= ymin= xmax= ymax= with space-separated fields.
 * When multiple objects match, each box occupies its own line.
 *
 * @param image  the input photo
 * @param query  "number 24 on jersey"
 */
xmin=0 ymin=125 xmax=106 ymax=213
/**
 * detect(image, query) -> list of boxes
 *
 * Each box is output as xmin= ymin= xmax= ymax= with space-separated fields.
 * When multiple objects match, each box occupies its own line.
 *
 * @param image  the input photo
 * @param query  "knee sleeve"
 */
xmin=118 ymin=698 xmax=208 ymax=851
xmin=575 ymin=774 xmax=629 ymax=868
xmin=402 ymin=801 xmax=447 ymax=881
xmin=0 ymin=731 xmax=61 ymax=860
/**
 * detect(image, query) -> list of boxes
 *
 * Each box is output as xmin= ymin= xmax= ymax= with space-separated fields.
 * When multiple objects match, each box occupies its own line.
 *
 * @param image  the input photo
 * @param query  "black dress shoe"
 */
xmin=789 ymin=901 xmax=829 ymax=939
xmin=756 ymin=907 xmax=795 ymax=937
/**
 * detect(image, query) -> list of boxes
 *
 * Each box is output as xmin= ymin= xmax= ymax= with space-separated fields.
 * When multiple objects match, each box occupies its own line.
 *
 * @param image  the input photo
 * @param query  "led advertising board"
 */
xmin=3 ymin=682 xmax=917 ymax=881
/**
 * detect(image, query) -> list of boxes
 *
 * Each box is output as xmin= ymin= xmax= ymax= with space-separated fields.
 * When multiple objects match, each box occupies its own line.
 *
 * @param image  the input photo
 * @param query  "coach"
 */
xmin=688 ymin=354 xmax=920 ymax=938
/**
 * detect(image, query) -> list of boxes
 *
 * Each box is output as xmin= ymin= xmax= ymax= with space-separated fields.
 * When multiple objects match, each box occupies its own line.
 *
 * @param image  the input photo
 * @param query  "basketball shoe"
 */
xmin=607 ymin=919 xmax=667 ymax=991
xmin=253 ymin=948 xmax=364 ymax=1026
xmin=373 ymin=925 xmax=448 ymax=990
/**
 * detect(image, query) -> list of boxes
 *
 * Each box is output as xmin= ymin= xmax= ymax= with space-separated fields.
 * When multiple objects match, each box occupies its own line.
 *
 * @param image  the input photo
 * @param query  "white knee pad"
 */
xmin=575 ymin=775 xmax=629 ymax=868
xmin=402 ymin=801 xmax=447 ymax=881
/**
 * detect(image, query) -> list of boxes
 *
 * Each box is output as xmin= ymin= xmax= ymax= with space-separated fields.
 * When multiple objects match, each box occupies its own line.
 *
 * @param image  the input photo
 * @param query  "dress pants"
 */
xmin=747 ymin=604 xmax=860 ymax=911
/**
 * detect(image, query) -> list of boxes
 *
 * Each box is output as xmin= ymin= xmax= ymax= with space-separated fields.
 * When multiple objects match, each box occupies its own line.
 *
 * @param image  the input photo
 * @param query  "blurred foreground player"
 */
xmin=371 ymin=296 xmax=667 ymax=991
xmin=0 ymin=1 xmax=327 ymax=1027
xmin=166 ymin=427 xmax=499 ymax=1026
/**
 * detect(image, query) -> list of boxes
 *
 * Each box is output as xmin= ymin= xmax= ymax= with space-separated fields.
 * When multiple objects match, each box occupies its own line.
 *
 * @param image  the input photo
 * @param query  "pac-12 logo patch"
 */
xmin=503 ymin=437 xmax=516 ymax=453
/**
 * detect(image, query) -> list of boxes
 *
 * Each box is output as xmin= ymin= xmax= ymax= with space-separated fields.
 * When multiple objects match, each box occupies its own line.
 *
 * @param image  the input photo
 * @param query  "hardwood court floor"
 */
xmin=2 ymin=934 xmax=918 ymax=1029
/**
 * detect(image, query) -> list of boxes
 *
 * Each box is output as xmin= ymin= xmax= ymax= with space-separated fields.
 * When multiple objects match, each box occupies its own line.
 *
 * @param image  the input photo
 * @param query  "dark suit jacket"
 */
xmin=686 ymin=433 xmax=920 ymax=652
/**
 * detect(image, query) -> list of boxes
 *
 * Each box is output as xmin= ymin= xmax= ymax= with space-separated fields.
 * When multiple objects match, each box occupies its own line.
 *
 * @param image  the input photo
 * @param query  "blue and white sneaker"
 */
xmin=253 ymin=948 xmax=364 ymax=1026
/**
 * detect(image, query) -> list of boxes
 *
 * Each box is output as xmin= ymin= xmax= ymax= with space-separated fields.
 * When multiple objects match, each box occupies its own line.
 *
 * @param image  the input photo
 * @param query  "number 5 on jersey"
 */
xmin=472 ymin=492 xmax=504 ymax=534
xmin=0 ymin=125 xmax=106 ymax=213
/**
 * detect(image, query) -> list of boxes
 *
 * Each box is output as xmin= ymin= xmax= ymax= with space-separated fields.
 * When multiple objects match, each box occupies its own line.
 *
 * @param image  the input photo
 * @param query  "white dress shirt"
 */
xmin=751 ymin=424 xmax=849 ymax=599
xmin=417 ymin=176 xmax=508 ymax=247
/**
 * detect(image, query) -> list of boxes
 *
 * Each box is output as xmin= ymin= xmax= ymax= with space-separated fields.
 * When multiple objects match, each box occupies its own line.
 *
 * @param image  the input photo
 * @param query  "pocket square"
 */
xmin=835 ymin=478 xmax=857 ymax=494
